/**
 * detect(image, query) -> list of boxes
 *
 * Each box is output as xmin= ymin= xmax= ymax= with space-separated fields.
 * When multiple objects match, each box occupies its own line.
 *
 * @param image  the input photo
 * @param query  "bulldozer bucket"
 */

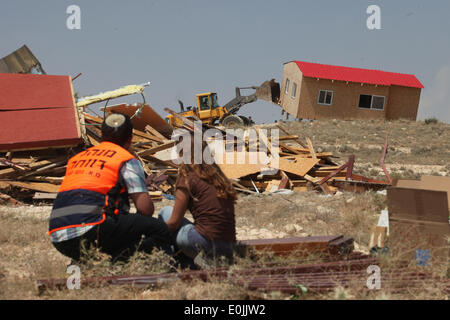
xmin=255 ymin=79 xmax=280 ymax=104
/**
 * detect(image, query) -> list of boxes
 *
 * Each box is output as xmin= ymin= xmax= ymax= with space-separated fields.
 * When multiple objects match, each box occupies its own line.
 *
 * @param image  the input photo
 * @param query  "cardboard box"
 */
xmin=388 ymin=176 xmax=450 ymax=267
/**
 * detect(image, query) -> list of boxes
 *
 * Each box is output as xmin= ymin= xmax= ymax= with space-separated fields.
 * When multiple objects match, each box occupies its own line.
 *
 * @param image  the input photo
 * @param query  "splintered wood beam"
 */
xmin=2 ymin=181 xmax=60 ymax=193
xmin=0 ymin=158 xmax=66 ymax=179
xmin=319 ymin=182 xmax=333 ymax=194
xmin=0 ymin=192 xmax=23 ymax=205
xmin=345 ymin=155 xmax=355 ymax=181
xmin=279 ymin=143 xmax=302 ymax=155
xmin=256 ymin=127 xmax=279 ymax=159
xmin=306 ymin=138 xmax=317 ymax=159
xmin=0 ymin=158 xmax=29 ymax=171
xmin=276 ymin=125 xmax=307 ymax=148
xmin=137 ymin=141 xmax=175 ymax=158
xmin=33 ymin=192 xmax=58 ymax=200
xmin=145 ymin=125 xmax=167 ymax=142
xmin=133 ymin=129 xmax=163 ymax=143
xmin=380 ymin=131 xmax=392 ymax=185
xmin=277 ymin=135 xmax=300 ymax=141
xmin=164 ymin=107 xmax=196 ymax=131
xmin=238 ymin=235 xmax=353 ymax=257
xmin=318 ymin=155 xmax=355 ymax=185
xmin=144 ymin=154 xmax=179 ymax=169
xmin=16 ymin=161 xmax=67 ymax=179
xmin=279 ymin=170 xmax=291 ymax=190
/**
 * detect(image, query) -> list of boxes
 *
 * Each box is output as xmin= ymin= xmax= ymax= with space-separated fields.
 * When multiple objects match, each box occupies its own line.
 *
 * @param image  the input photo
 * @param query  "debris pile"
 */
xmin=0 ymin=106 xmax=178 ymax=204
xmin=215 ymin=125 xmax=390 ymax=195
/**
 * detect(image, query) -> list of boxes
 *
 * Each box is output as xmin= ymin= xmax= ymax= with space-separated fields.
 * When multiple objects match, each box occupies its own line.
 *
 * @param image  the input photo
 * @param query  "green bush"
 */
xmin=424 ymin=117 xmax=439 ymax=125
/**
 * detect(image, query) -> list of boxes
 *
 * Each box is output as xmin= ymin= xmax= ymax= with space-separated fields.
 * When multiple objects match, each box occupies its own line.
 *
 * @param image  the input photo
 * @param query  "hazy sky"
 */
xmin=1 ymin=0 xmax=449 ymax=123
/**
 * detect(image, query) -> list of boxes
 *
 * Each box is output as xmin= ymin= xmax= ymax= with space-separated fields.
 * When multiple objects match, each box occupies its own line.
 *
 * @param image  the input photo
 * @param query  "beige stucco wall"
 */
xmin=280 ymin=62 xmax=302 ymax=117
xmin=298 ymin=77 xmax=390 ymax=120
xmin=279 ymin=62 xmax=422 ymax=120
xmin=385 ymin=86 xmax=421 ymax=120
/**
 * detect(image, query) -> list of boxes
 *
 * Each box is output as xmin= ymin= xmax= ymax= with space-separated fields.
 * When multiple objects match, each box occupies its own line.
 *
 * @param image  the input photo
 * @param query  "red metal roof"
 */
xmin=294 ymin=61 xmax=424 ymax=89
xmin=0 ymin=73 xmax=81 ymax=151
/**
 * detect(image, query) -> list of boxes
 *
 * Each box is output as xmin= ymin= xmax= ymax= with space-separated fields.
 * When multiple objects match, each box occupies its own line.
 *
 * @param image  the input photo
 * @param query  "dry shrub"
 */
xmin=335 ymin=194 xmax=379 ymax=246
xmin=73 ymin=244 xmax=176 ymax=278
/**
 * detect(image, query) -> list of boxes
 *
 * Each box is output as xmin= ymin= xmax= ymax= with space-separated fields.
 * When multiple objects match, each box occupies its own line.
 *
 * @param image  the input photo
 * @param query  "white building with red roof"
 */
xmin=280 ymin=61 xmax=423 ymax=121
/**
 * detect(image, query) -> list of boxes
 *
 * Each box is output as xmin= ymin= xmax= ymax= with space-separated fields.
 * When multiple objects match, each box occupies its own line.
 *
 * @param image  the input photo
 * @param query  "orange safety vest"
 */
xmin=48 ymin=141 xmax=135 ymax=235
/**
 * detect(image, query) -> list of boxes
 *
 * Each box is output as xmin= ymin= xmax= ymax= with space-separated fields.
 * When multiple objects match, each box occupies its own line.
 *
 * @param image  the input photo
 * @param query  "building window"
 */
xmin=291 ymin=82 xmax=297 ymax=98
xmin=285 ymin=78 xmax=290 ymax=94
xmin=358 ymin=94 xmax=385 ymax=110
xmin=318 ymin=90 xmax=333 ymax=105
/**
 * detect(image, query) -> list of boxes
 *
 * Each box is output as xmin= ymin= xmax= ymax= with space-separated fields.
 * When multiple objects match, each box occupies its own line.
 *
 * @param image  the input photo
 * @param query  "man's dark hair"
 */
xmin=101 ymin=113 xmax=133 ymax=147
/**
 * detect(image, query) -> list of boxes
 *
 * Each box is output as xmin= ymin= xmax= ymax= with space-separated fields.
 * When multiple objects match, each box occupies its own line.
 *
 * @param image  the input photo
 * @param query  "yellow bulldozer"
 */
xmin=165 ymin=79 xmax=280 ymax=127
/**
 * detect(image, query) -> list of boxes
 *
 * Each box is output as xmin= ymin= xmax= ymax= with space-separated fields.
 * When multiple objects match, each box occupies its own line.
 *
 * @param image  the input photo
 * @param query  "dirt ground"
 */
xmin=0 ymin=118 xmax=448 ymax=300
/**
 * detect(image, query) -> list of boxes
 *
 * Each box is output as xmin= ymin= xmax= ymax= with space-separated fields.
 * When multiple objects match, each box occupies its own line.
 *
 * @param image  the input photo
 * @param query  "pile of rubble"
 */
xmin=0 ymin=104 xmax=179 ymax=204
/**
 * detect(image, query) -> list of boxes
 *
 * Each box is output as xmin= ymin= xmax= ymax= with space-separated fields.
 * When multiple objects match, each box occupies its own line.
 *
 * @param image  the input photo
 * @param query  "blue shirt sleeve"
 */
xmin=119 ymin=158 xmax=148 ymax=194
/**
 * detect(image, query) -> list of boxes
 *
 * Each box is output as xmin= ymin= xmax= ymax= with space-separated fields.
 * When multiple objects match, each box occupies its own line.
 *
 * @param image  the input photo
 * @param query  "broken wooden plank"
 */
xmin=133 ymin=129 xmax=163 ymax=143
xmin=279 ymin=143 xmax=302 ymax=155
xmin=276 ymin=135 xmax=299 ymax=141
xmin=279 ymin=171 xmax=291 ymax=190
xmin=276 ymin=125 xmax=307 ymax=148
xmin=0 ymin=158 xmax=65 ymax=179
xmin=137 ymin=141 xmax=175 ymax=158
xmin=30 ymin=176 xmax=64 ymax=184
xmin=145 ymin=125 xmax=167 ymax=142
xmin=144 ymin=155 xmax=179 ymax=169
xmin=33 ymin=192 xmax=58 ymax=200
xmin=2 ymin=181 xmax=60 ymax=193
xmin=257 ymin=128 xmax=279 ymax=160
xmin=318 ymin=155 xmax=354 ymax=185
xmin=217 ymin=152 xmax=267 ymax=180
xmin=265 ymin=180 xmax=281 ymax=193
xmin=0 ymin=158 xmax=30 ymax=171
xmin=16 ymin=160 xmax=67 ymax=179
xmin=275 ymin=156 xmax=319 ymax=177
xmin=306 ymin=137 xmax=317 ymax=159
xmin=0 ymin=192 xmax=23 ymax=205
xmin=238 ymin=235 xmax=353 ymax=257
xmin=105 ymin=104 xmax=173 ymax=138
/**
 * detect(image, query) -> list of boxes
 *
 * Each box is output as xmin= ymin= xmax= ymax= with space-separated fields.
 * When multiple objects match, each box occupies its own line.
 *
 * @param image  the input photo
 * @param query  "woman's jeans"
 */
xmin=158 ymin=206 xmax=234 ymax=261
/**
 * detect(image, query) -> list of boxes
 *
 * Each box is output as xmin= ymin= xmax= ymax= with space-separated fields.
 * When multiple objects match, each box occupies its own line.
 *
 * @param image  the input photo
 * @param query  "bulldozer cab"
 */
xmin=197 ymin=92 xmax=219 ymax=111
xmin=196 ymin=92 xmax=224 ymax=124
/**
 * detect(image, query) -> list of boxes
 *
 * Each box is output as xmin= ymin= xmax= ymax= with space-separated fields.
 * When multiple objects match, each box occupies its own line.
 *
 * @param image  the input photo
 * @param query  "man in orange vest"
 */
xmin=48 ymin=113 xmax=171 ymax=262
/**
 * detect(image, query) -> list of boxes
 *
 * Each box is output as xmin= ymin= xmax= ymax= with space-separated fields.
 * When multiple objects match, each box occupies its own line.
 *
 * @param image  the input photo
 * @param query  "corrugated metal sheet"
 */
xmin=294 ymin=61 xmax=424 ymax=89
xmin=0 ymin=45 xmax=45 ymax=74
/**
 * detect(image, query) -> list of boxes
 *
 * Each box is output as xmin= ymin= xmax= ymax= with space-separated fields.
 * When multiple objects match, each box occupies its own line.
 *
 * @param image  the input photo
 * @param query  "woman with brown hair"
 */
xmin=158 ymin=136 xmax=237 ymax=268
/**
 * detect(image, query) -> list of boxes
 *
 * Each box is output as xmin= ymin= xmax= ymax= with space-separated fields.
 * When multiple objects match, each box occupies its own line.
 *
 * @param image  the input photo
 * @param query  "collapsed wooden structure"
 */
xmin=0 ymin=103 xmax=391 ymax=204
